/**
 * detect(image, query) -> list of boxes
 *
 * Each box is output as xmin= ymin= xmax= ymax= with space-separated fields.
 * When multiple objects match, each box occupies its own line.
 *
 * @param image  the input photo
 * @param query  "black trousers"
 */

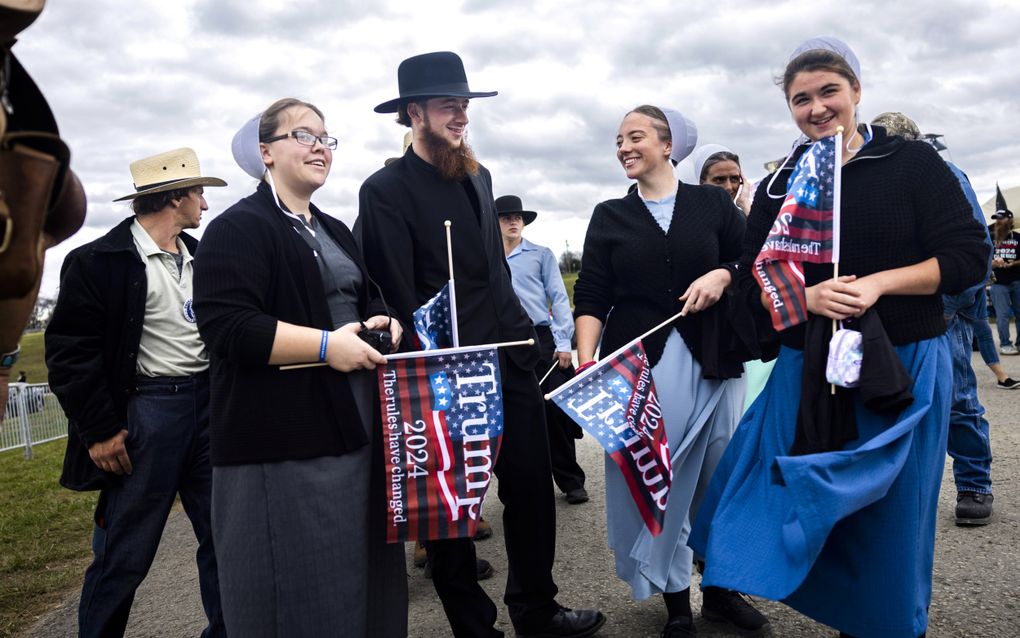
xmin=533 ymin=325 xmax=586 ymax=493
xmin=426 ymin=357 xmax=560 ymax=637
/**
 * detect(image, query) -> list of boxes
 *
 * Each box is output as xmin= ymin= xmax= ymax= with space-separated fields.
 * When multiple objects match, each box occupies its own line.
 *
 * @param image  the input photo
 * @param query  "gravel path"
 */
xmin=25 ymin=351 xmax=1020 ymax=637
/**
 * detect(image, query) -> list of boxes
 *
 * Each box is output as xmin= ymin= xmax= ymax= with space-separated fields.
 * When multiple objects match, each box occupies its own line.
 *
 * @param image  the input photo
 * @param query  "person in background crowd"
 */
xmin=690 ymin=37 xmax=988 ymax=638
xmin=872 ymin=110 xmax=997 ymax=526
xmin=193 ymin=98 xmax=406 ymax=637
xmin=692 ymin=144 xmax=773 ymax=408
xmin=15 ymin=371 xmax=26 ymax=383
xmin=574 ymin=105 xmax=768 ymax=638
xmin=357 ymin=51 xmax=605 ymax=638
xmin=989 ymin=202 xmax=1020 ymax=355
xmin=497 ymin=194 xmax=588 ymax=505
xmin=45 ymin=147 xmax=227 ymax=638
xmin=691 ymin=144 xmax=752 ymax=216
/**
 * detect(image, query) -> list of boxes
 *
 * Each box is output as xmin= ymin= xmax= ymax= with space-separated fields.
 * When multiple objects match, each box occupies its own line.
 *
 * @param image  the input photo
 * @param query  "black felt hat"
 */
xmin=495 ymin=195 xmax=537 ymax=225
xmin=374 ymin=51 xmax=497 ymax=114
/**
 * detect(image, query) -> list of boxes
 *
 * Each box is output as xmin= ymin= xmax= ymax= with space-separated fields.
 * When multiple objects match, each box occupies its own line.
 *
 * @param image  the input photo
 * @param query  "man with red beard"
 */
xmin=356 ymin=52 xmax=605 ymax=638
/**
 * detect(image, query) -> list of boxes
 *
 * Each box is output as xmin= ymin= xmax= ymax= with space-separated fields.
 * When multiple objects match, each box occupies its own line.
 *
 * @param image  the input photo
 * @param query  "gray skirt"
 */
xmin=212 ymin=370 xmax=407 ymax=637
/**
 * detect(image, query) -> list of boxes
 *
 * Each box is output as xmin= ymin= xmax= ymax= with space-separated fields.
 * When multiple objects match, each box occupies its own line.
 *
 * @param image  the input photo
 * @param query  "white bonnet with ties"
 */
xmin=691 ymin=144 xmax=733 ymax=182
xmin=660 ymin=108 xmax=698 ymax=163
xmin=789 ymin=35 xmax=861 ymax=83
xmin=232 ymin=113 xmax=266 ymax=180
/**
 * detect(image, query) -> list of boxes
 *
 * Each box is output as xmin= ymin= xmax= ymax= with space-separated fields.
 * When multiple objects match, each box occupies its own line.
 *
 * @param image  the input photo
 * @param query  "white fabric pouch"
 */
xmin=826 ymin=327 xmax=862 ymax=388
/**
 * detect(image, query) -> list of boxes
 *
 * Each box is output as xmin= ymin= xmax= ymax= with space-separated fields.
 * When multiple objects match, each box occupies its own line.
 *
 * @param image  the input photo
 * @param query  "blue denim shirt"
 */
xmin=943 ymin=162 xmax=992 ymax=320
xmin=505 ymin=238 xmax=574 ymax=351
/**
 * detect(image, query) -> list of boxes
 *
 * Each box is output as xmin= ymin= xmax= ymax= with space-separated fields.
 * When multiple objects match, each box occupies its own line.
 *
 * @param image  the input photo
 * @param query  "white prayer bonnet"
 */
xmin=691 ymin=144 xmax=734 ymax=183
xmin=660 ymin=108 xmax=698 ymax=164
xmin=231 ymin=113 xmax=266 ymax=180
xmin=788 ymin=36 xmax=861 ymax=84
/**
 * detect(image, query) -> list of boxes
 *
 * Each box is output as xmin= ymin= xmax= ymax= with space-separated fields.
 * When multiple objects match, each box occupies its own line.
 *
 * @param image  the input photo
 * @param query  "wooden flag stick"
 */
xmin=280 ymin=338 xmax=535 ymax=370
xmin=831 ymin=126 xmax=845 ymax=396
xmin=545 ymin=308 xmax=685 ymax=401
xmin=538 ymin=361 xmax=559 ymax=386
xmin=445 ymin=219 xmax=461 ymax=347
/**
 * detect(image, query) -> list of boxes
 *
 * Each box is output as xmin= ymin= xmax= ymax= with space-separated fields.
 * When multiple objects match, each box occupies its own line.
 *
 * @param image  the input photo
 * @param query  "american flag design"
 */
xmin=413 ymin=282 xmax=455 ymax=350
xmin=754 ymin=134 xmax=839 ymax=331
xmin=552 ymin=342 xmax=671 ymax=536
xmin=378 ymin=348 xmax=503 ymax=542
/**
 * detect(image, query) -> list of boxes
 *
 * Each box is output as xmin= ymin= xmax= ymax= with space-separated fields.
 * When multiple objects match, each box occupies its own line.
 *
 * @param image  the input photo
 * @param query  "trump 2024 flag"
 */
xmin=551 ymin=342 xmax=671 ymax=536
xmin=754 ymin=133 xmax=840 ymax=331
xmin=379 ymin=348 xmax=502 ymax=542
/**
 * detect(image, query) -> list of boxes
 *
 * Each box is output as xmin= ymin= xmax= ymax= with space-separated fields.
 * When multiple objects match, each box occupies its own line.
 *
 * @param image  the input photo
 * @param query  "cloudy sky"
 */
xmin=14 ymin=0 xmax=1020 ymax=296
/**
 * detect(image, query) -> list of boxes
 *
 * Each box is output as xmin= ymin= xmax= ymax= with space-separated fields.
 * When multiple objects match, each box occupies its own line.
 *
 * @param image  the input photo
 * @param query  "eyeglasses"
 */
xmin=264 ymin=130 xmax=338 ymax=150
xmin=709 ymin=175 xmax=744 ymax=186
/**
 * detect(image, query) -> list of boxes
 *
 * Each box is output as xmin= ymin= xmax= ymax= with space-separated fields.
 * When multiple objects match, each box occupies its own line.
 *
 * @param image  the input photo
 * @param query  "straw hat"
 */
xmin=385 ymin=131 xmax=414 ymax=167
xmin=113 ymin=147 xmax=226 ymax=201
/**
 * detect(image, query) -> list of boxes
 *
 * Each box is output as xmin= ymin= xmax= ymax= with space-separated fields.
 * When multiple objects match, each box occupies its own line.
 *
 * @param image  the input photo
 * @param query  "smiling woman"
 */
xmin=192 ymin=97 xmax=407 ymax=637
xmin=689 ymin=36 xmax=990 ymax=638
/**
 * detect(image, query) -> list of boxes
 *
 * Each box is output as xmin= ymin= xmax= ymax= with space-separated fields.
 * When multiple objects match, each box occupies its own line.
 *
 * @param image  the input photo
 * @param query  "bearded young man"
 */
xmin=355 ymin=52 xmax=605 ymax=638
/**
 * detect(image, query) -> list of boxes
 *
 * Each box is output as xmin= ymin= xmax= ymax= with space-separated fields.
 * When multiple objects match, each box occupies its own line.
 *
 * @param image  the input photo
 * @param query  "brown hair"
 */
xmin=131 ymin=187 xmax=196 ymax=216
xmin=778 ymin=50 xmax=858 ymax=97
xmin=626 ymin=105 xmax=671 ymax=143
xmin=699 ymin=151 xmax=741 ymax=182
xmin=258 ymin=98 xmax=325 ymax=142
xmin=396 ymin=99 xmax=429 ymax=127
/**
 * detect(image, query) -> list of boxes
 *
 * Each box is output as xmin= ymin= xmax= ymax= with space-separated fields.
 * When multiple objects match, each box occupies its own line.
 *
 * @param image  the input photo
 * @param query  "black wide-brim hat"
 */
xmin=374 ymin=51 xmax=497 ymax=114
xmin=495 ymin=195 xmax=537 ymax=225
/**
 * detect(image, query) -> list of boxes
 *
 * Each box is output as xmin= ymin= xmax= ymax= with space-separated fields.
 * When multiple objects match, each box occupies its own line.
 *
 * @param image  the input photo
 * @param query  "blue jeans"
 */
xmin=78 ymin=374 xmax=224 ymax=638
xmin=970 ymin=291 xmax=1000 ymax=366
xmin=990 ymin=280 xmax=1020 ymax=347
xmin=943 ymin=306 xmax=993 ymax=494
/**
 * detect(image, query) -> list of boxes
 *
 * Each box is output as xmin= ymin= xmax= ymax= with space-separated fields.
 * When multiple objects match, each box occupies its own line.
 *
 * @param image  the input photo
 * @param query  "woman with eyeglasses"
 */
xmin=193 ymin=98 xmax=406 ymax=637
xmin=689 ymin=38 xmax=988 ymax=638
xmin=692 ymin=145 xmax=751 ymax=216
xmin=574 ymin=106 xmax=770 ymax=638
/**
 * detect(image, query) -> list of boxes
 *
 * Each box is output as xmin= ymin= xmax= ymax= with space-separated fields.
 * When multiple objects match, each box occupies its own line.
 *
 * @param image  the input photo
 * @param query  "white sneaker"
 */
xmin=1001 ymin=345 xmax=1019 ymax=355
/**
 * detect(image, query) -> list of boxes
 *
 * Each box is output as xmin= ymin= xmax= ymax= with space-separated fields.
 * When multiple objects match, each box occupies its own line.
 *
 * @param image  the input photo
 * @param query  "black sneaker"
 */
xmin=566 ymin=487 xmax=590 ymax=504
xmin=661 ymin=615 xmax=696 ymax=637
xmin=955 ymin=492 xmax=994 ymax=526
xmin=997 ymin=377 xmax=1020 ymax=389
xmin=701 ymin=587 xmax=771 ymax=636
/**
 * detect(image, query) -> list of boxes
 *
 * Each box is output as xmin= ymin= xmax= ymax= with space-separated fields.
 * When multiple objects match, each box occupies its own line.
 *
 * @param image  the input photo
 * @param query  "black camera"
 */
xmin=359 ymin=329 xmax=392 ymax=355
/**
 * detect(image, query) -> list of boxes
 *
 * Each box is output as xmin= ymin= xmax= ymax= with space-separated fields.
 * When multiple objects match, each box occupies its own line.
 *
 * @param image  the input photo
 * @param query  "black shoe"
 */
xmin=955 ymin=492 xmax=994 ymax=526
xmin=423 ymin=557 xmax=495 ymax=580
xmin=997 ymin=377 xmax=1020 ymax=389
xmin=566 ymin=488 xmax=590 ymax=504
xmin=701 ymin=587 xmax=771 ymax=636
xmin=661 ymin=615 xmax=696 ymax=637
xmin=516 ymin=607 xmax=606 ymax=638
xmin=476 ymin=558 xmax=495 ymax=580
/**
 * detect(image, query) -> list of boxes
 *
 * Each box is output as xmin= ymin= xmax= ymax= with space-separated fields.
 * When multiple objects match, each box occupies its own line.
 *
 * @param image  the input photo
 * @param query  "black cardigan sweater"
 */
xmin=739 ymin=126 xmax=989 ymax=349
xmin=193 ymin=182 xmax=390 ymax=466
xmin=573 ymin=182 xmax=745 ymax=370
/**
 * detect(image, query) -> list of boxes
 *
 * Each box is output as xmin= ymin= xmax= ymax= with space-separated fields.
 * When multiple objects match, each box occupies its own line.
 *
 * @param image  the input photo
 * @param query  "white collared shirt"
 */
xmin=130 ymin=219 xmax=208 ymax=377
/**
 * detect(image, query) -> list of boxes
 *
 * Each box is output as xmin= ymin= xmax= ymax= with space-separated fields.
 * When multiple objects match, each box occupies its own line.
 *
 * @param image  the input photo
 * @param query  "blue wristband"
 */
xmin=319 ymin=330 xmax=329 ymax=362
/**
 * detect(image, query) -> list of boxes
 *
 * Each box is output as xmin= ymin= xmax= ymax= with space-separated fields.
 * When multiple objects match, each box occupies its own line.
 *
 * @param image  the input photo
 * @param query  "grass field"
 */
xmin=0 ymin=440 xmax=94 ymax=637
xmin=11 ymin=332 xmax=47 ymax=385
xmin=563 ymin=271 xmax=578 ymax=307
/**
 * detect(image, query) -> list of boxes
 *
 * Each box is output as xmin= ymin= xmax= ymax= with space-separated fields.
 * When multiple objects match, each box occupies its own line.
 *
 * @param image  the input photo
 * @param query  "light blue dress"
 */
xmin=605 ymin=330 xmax=746 ymax=599
xmin=689 ymin=337 xmax=951 ymax=637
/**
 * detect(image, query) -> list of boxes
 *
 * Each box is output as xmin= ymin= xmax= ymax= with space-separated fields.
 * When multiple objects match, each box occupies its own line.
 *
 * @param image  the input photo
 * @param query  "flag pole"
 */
xmin=545 ymin=309 xmax=685 ymax=400
xmin=445 ymin=220 xmax=461 ymax=347
xmin=280 ymin=338 xmax=535 ymax=370
xmin=538 ymin=361 xmax=558 ymax=386
xmin=831 ymin=126 xmax=845 ymax=395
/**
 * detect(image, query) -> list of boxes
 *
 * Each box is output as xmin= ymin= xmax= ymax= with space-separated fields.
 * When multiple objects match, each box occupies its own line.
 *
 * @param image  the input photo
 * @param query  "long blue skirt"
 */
xmin=688 ymin=337 xmax=950 ymax=638
xmin=606 ymin=332 xmax=745 ymax=599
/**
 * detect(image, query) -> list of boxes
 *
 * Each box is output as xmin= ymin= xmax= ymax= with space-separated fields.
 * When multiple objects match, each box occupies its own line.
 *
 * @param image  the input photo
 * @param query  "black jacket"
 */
xmin=740 ymin=125 xmax=990 ymax=351
xmin=45 ymin=217 xmax=198 ymax=491
xmin=573 ymin=183 xmax=746 ymax=374
xmin=194 ymin=182 xmax=392 ymax=466
xmin=355 ymin=147 xmax=540 ymax=370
